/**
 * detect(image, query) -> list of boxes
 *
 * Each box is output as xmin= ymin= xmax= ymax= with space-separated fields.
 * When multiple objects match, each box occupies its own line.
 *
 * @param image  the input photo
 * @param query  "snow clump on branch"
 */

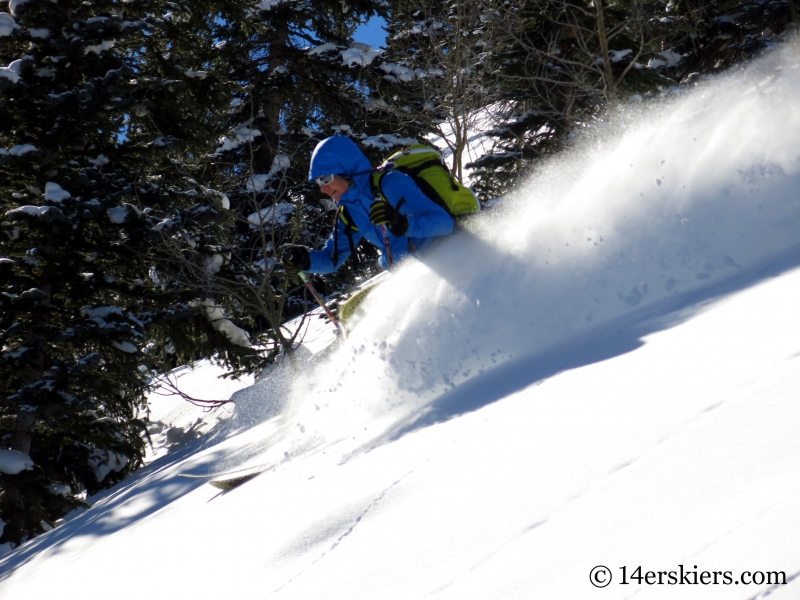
xmin=341 ymin=43 xmax=382 ymax=67
xmin=0 ymin=449 xmax=34 ymax=475
xmin=254 ymin=0 xmax=293 ymax=10
xmin=362 ymin=134 xmax=416 ymax=150
xmin=43 ymin=182 xmax=71 ymax=203
xmin=0 ymin=58 xmax=25 ymax=83
xmin=0 ymin=12 xmax=20 ymax=36
xmin=214 ymin=123 xmax=262 ymax=155
xmin=84 ymin=40 xmax=115 ymax=55
xmin=192 ymin=300 xmax=251 ymax=347
xmin=244 ymin=154 xmax=290 ymax=193
xmin=8 ymin=0 xmax=28 ymax=17
xmin=0 ymin=144 xmax=37 ymax=156
xmin=247 ymin=203 xmax=294 ymax=227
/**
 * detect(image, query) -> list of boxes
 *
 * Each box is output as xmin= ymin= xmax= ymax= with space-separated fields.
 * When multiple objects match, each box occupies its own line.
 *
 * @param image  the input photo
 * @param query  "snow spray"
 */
xmin=248 ymin=37 xmax=800 ymax=463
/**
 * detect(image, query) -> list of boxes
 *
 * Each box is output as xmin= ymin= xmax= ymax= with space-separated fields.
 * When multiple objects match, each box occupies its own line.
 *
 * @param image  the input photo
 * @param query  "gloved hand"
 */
xmin=369 ymin=199 xmax=408 ymax=237
xmin=281 ymin=246 xmax=311 ymax=274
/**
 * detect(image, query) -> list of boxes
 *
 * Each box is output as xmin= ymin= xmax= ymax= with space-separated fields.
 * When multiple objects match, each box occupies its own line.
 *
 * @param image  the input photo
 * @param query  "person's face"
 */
xmin=319 ymin=175 xmax=349 ymax=202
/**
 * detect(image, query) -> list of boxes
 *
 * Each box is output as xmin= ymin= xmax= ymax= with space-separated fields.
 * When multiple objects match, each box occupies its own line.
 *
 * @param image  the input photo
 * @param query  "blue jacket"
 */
xmin=306 ymin=136 xmax=454 ymax=273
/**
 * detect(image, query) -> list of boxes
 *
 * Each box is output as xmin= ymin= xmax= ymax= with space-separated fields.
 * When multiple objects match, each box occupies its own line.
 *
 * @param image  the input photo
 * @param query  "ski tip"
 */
xmin=208 ymin=471 xmax=262 ymax=492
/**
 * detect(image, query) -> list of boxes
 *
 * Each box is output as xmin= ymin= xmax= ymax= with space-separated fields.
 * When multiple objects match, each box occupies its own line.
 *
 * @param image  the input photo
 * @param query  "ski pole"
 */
xmin=298 ymin=272 xmax=342 ymax=332
xmin=381 ymin=225 xmax=394 ymax=267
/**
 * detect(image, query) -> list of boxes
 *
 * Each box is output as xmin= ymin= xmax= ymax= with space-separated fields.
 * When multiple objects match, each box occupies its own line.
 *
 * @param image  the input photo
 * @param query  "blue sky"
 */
xmin=354 ymin=15 xmax=387 ymax=48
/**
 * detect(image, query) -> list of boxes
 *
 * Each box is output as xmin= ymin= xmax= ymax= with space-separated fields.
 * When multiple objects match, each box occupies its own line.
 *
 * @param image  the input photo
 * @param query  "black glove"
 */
xmin=281 ymin=246 xmax=311 ymax=274
xmin=369 ymin=199 xmax=408 ymax=237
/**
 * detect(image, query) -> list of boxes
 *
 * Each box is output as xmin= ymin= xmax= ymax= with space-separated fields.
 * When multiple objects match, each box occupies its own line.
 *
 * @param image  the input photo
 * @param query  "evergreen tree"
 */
xmin=375 ymin=0 xmax=493 ymax=184
xmin=0 ymin=0 xmax=257 ymax=547
xmin=659 ymin=0 xmax=798 ymax=80
xmin=193 ymin=0 xmax=396 ymax=326
xmin=464 ymin=1 xmax=659 ymax=196
xmin=467 ymin=0 xmax=797 ymax=198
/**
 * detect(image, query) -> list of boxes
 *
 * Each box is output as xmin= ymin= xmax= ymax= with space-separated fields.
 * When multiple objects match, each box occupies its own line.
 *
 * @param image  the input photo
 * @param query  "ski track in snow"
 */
xmin=274 ymin=462 xmax=419 ymax=594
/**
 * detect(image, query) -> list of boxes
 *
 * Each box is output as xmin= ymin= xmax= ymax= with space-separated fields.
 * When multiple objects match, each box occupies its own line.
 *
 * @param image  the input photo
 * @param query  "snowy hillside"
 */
xmin=1 ymin=40 xmax=800 ymax=600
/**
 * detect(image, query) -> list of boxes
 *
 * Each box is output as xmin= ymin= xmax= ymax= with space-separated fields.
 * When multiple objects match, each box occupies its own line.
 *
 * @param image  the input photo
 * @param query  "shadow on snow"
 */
xmin=343 ymin=242 xmax=800 ymax=462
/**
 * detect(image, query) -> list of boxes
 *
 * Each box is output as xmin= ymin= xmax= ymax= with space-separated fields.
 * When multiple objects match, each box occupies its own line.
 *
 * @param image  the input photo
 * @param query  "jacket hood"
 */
xmin=308 ymin=136 xmax=372 ymax=180
xmin=309 ymin=136 xmax=374 ymax=205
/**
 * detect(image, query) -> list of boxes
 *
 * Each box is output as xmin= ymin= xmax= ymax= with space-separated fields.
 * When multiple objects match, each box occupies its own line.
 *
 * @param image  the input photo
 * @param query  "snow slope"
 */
xmin=1 ymin=39 xmax=800 ymax=600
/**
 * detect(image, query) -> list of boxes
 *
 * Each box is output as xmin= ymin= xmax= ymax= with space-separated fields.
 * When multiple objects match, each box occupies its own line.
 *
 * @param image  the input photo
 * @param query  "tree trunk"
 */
xmin=10 ymin=283 xmax=50 ymax=455
xmin=788 ymin=0 xmax=800 ymax=26
xmin=595 ymin=0 xmax=617 ymax=103
xmin=261 ymin=23 xmax=289 ymax=160
xmin=10 ymin=411 xmax=36 ymax=455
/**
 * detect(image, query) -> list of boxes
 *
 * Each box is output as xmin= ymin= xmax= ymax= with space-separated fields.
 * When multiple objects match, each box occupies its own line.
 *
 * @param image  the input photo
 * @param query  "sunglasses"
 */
xmin=315 ymin=174 xmax=336 ymax=186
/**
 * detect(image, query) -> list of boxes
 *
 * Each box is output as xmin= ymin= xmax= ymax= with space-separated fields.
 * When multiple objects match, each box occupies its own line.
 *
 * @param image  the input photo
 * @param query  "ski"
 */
xmin=339 ymin=271 xmax=391 ymax=325
xmin=178 ymin=463 xmax=269 ymax=481
xmin=208 ymin=471 xmax=263 ymax=491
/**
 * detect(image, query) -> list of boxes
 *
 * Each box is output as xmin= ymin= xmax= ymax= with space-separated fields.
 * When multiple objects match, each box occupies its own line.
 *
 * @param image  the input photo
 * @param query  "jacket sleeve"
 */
xmin=380 ymin=171 xmax=454 ymax=239
xmin=308 ymin=216 xmax=362 ymax=274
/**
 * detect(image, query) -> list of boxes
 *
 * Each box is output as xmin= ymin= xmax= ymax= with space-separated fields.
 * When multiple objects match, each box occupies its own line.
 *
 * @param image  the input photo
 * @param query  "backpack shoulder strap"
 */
xmin=332 ymin=205 xmax=358 ymax=267
xmin=338 ymin=205 xmax=359 ymax=232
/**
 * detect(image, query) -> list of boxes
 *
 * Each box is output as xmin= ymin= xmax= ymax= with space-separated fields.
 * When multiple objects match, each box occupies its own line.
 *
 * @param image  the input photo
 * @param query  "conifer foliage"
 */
xmin=0 ymin=0 xmax=254 ymax=546
xmin=196 ymin=0 xmax=392 ymax=326
xmin=462 ymin=0 xmax=798 ymax=198
xmin=375 ymin=0 xmax=492 ymax=183
xmin=0 ymin=0 xmax=394 ymax=549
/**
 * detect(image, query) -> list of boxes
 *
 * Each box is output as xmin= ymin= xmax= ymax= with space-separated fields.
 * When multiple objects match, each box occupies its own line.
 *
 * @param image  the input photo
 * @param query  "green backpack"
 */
xmin=371 ymin=145 xmax=481 ymax=216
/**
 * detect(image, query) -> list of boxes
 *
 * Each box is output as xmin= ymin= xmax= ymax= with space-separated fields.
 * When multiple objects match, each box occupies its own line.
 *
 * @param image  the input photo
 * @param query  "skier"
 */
xmin=281 ymin=136 xmax=455 ymax=275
